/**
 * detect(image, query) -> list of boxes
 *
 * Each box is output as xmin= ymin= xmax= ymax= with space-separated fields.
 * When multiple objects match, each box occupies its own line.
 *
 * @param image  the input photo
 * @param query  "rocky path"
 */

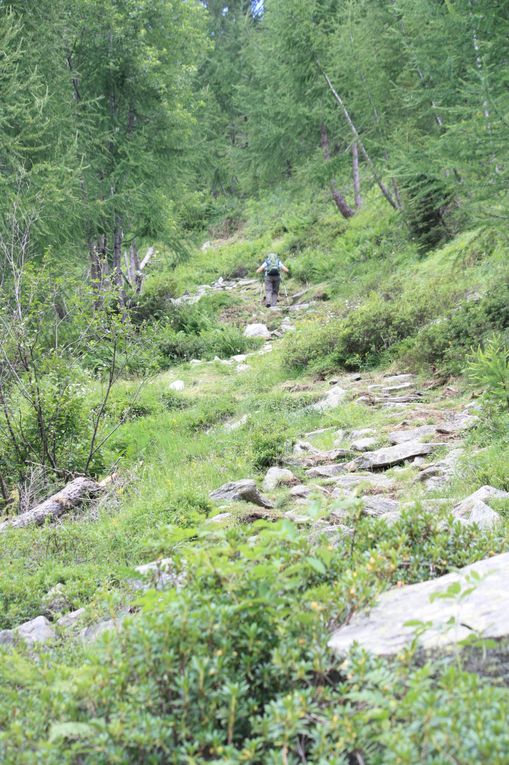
xmin=3 ymin=272 xmax=508 ymax=661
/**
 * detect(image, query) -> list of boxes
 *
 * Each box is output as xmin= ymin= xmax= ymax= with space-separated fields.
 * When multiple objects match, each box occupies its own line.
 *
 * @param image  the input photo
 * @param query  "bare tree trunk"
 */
xmin=0 ymin=477 xmax=103 ymax=531
xmin=320 ymin=124 xmax=355 ymax=219
xmin=112 ymin=220 xmax=127 ymax=307
xmin=352 ymin=142 xmax=362 ymax=209
xmin=319 ymin=65 xmax=400 ymax=211
xmin=129 ymin=240 xmax=143 ymax=293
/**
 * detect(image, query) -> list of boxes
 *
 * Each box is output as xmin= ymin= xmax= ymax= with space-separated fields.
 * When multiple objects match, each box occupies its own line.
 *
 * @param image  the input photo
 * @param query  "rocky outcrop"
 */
xmin=209 ymin=479 xmax=273 ymax=508
xmin=310 ymin=384 xmax=347 ymax=412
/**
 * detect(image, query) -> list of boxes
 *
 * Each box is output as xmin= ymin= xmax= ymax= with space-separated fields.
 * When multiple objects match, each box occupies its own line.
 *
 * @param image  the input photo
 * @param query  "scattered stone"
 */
xmin=362 ymin=496 xmax=400 ymax=517
xmin=293 ymin=440 xmax=320 ymax=455
xmin=134 ymin=558 xmax=177 ymax=589
xmin=236 ymin=364 xmax=250 ymax=373
xmin=190 ymin=359 xmax=202 ymax=366
xmin=331 ymin=473 xmax=395 ymax=495
xmin=262 ymin=467 xmax=298 ymax=491
xmin=244 ymin=323 xmax=271 ymax=339
xmin=437 ymin=413 xmax=478 ymax=434
xmin=232 ymin=354 xmax=247 ymax=363
xmin=310 ymin=384 xmax=347 ymax=412
xmin=351 ymin=437 xmax=377 ymax=452
xmin=81 ymin=619 xmax=116 ymax=643
xmin=209 ymin=479 xmax=273 ymax=508
xmin=452 ymin=486 xmax=509 ymax=529
xmin=350 ymin=428 xmax=376 ymax=439
xmin=18 ymin=616 xmax=55 ymax=645
xmin=418 ymin=448 xmax=463 ymax=489
xmin=306 ymin=464 xmax=345 ymax=479
xmin=383 ymin=373 xmax=414 ymax=384
xmin=304 ymin=427 xmax=336 ymax=438
xmin=290 ymin=484 xmax=311 ymax=498
xmin=388 ymin=425 xmax=437 ymax=444
xmin=207 ymin=512 xmax=233 ymax=524
xmin=382 ymin=382 xmax=414 ymax=393
xmin=169 ymin=380 xmax=185 ymax=391
xmin=296 ymin=449 xmax=351 ymax=467
xmin=347 ymin=440 xmax=439 ymax=471
xmin=57 ymin=608 xmax=86 ymax=629
xmin=328 ymin=551 xmax=509 ymax=658
xmin=224 ymin=414 xmax=249 ymax=432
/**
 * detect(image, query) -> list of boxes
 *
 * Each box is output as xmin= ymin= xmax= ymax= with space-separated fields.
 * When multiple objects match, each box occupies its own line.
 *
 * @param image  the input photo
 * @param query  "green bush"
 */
xmin=131 ymin=275 xmax=178 ymax=324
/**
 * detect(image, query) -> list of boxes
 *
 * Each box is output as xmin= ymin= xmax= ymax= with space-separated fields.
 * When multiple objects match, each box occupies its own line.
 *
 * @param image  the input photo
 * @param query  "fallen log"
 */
xmin=0 ymin=477 xmax=103 ymax=532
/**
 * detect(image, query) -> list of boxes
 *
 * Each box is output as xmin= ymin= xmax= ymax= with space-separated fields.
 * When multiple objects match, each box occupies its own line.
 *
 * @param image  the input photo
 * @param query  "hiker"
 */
xmin=256 ymin=253 xmax=289 ymax=307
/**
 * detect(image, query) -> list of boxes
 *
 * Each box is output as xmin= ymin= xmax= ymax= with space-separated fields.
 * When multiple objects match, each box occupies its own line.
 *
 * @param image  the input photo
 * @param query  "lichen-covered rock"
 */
xmin=347 ymin=440 xmax=439 ymax=471
xmin=310 ymin=384 xmax=347 ymax=412
xmin=388 ymin=425 xmax=437 ymax=445
xmin=18 ymin=616 xmax=55 ymax=645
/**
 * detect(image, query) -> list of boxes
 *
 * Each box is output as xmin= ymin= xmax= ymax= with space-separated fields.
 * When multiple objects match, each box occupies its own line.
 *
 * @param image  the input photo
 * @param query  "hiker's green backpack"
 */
xmin=265 ymin=254 xmax=280 ymax=276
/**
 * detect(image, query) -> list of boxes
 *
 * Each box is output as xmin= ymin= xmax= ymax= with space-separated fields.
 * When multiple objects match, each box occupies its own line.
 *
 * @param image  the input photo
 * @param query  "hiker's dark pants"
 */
xmin=265 ymin=275 xmax=280 ymax=307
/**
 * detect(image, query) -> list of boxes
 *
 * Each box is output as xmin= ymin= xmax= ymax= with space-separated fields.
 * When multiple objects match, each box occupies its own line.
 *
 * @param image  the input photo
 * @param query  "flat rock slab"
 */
xmin=329 ymin=552 xmax=509 ymax=657
xmin=296 ymin=449 xmax=352 ymax=467
xmin=18 ymin=616 xmax=55 ymax=645
xmin=350 ymin=437 xmax=377 ymax=452
xmin=389 ymin=425 xmax=437 ymax=445
xmin=347 ymin=440 xmax=439 ymax=471
xmin=209 ymin=479 xmax=273 ymax=508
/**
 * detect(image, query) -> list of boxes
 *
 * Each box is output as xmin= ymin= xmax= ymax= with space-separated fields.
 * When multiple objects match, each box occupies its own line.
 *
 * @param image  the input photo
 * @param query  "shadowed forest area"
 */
xmin=1 ymin=1 xmax=509 ymax=762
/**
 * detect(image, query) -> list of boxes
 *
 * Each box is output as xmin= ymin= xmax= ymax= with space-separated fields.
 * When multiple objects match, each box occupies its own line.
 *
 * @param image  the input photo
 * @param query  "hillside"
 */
xmin=1 ymin=0 xmax=509 ymax=762
xmin=1 ymin=192 xmax=509 ymax=762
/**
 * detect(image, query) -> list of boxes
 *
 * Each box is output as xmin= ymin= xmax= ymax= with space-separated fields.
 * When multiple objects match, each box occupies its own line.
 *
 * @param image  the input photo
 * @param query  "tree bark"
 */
xmin=319 ymin=65 xmax=400 ymax=210
xmin=0 ymin=477 xmax=103 ymax=531
xmin=320 ymin=124 xmax=355 ymax=219
xmin=352 ymin=142 xmax=362 ymax=209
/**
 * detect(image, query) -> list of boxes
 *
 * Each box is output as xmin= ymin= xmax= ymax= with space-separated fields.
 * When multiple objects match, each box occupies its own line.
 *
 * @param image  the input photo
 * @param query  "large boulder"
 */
xmin=243 ymin=323 xmax=271 ymax=340
xmin=262 ymin=467 xmax=298 ymax=491
xmin=452 ymin=486 xmax=508 ymax=529
xmin=209 ymin=479 xmax=273 ymax=508
xmin=329 ymin=552 xmax=509 ymax=658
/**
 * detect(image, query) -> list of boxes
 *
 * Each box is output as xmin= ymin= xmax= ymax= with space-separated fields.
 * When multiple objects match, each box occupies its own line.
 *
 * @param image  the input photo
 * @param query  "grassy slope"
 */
xmin=1 ymin=188 xmax=509 ymax=761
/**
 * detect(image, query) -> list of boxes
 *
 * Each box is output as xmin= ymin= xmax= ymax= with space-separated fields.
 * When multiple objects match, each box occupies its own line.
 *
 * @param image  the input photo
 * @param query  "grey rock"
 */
xmin=0 ymin=629 xmax=15 ymax=645
xmin=134 ymin=558 xmax=178 ymax=589
xmin=331 ymin=473 xmax=395 ymax=495
xmin=382 ymin=382 xmax=415 ymax=393
xmin=310 ymin=384 xmax=347 ymax=412
xmin=293 ymin=440 xmax=321 ymax=455
xmin=262 ymin=467 xmax=298 ymax=491
xmin=81 ymin=619 xmax=115 ymax=643
xmin=347 ymin=440 xmax=439 ymax=471
xmin=207 ymin=512 xmax=233 ymax=524
xmin=419 ymin=448 xmax=463 ymax=490
xmin=232 ymin=354 xmax=247 ymax=362
xmin=350 ymin=437 xmax=377 ymax=452
xmin=290 ymin=484 xmax=311 ymax=498
xmin=57 ymin=608 xmax=86 ymax=629
xmin=169 ymin=379 xmax=185 ymax=391
xmin=306 ymin=464 xmax=345 ymax=479
xmin=297 ymin=449 xmax=351 ymax=467
xmin=383 ymin=374 xmax=414 ymax=384
xmin=236 ymin=364 xmax=250 ymax=373
xmin=18 ymin=616 xmax=55 ymax=645
xmin=452 ymin=486 xmax=509 ymax=529
xmin=329 ymin=552 xmax=509 ymax=657
xmin=209 ymin=479 xmax=273 ymax=508
xmin=304 ymin=427 xmax=336 ymax=438
xmin=362 ymin=496 xmax=400 ymax=517
xmin=350 ymin=428 xmax=376 ymax=439
xmin=243 ymin=323 xmax=271 ymax=339
xmin=437 ymin=413 xmax=478 ymax=434
xmin=388 ymin=425 xmax=437 ymax=445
